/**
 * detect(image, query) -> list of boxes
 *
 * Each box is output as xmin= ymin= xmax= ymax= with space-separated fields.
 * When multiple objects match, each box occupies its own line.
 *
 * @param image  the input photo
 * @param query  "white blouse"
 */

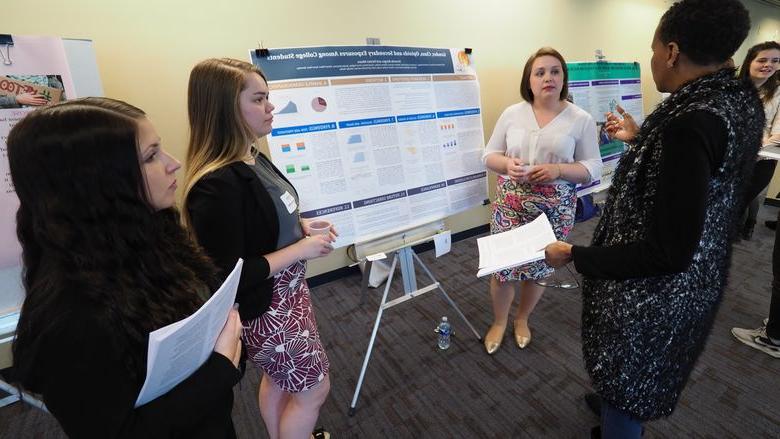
xmin=482 ymin=101 xmax=602 ymax=183
xmin=762 ymin=87 xmax=780 ymax=146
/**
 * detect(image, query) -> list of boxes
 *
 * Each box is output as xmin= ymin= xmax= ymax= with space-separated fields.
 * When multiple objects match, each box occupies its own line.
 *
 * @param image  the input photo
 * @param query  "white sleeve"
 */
xmin=768 ymin=92 xmax=780 ymax=138
xmin=482 ymin=107 xmax=511 ymax=164
xmin=573 ymin=113 xmax=603 ymax=183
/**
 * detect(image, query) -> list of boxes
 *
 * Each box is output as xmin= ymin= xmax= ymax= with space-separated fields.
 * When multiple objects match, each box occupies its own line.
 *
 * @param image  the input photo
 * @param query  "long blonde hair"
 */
xmin=182 ymin=58 xmax=267 ymax=229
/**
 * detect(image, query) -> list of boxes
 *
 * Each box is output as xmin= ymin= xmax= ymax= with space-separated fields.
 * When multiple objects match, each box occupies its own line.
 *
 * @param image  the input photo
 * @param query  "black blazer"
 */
xmin=187 ymin=155 xmax=298 ymax=321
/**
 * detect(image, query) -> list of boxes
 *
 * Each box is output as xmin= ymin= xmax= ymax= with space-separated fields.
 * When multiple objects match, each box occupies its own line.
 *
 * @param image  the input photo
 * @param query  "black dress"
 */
xmin=24 ymin=299 xmax=240 ymax=438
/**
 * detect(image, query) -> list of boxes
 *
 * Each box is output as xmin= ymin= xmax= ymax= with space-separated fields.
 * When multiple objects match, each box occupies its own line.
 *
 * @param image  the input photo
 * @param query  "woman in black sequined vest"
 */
xmin=545 ymin=0 xmax=764 ymax=437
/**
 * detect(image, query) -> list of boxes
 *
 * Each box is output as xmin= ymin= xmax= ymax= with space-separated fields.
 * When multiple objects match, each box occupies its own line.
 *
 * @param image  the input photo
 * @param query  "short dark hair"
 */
xmin=520 ymin=47 xmax=569 ymax=103
xmin=738 ymin=41 xmax=780 ymax=103
xmin=657 ymin=0 xmax=750 ymax=66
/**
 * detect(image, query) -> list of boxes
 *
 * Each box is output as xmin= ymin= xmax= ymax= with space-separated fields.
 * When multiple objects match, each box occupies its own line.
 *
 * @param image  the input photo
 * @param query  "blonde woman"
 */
xmin=183 ymin=58 xmax=334 ymax=439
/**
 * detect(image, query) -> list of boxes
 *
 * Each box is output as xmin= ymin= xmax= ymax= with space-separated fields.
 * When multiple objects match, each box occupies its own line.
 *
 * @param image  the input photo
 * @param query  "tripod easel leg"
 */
xmin=348 ymin=254 xmax=398 ymax=416
xmin=349 ymin=244 xmax=482 ymax=415
xmin=412 ymin=252 xmax=482 ymax=341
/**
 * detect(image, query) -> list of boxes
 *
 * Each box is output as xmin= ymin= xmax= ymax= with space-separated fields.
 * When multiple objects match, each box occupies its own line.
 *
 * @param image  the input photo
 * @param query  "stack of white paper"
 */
xmin=135 ymin=259 xmax=243 ymax=407
xmin=759 ymin=145 xmax=780 ymax=160
xmin=476 ymin=213 xmax=557 ymax=278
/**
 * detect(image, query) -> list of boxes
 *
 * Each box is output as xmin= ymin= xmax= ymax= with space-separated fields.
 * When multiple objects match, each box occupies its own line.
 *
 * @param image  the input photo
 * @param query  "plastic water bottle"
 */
xmin=437 ymin=316 xmax=451 ymax=350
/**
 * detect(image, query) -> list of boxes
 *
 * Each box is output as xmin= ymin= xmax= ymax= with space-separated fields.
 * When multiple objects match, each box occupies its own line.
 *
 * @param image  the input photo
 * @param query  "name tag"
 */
xmin=280 ymin=191 xmax=297 ymax=214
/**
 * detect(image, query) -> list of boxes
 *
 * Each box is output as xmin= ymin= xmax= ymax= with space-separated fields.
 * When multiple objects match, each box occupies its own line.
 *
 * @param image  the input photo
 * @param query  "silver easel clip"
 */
xmin=0 ymin=35 xmax=14 ymax=66
xmin=595 ymin=49 xmax=607 ymax=63
xmin=366 ymin=37 xmax=381 ymax=46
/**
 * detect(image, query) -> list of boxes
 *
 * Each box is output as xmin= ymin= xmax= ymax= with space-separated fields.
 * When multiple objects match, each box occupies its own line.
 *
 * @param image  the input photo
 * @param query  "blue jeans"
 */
xmin=601 ymin=401 xmax=642 ymax=439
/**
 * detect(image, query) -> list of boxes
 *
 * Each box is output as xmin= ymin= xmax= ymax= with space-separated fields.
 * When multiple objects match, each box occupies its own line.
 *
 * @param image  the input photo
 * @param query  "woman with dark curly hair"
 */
xmin=545 ymin=0 xmax=762 ymax=437
xmin=10 ymin=97 xmax=243 ymax=438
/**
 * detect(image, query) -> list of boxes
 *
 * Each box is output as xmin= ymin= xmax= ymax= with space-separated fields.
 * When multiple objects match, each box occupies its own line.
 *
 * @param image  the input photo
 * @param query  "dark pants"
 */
xmin=601 ymin=402 xmax=642 ymax=439
xmin=745 ymin=160 xmax=777 ymax=205
xmin=743 ymin=160 xmax=777 ymax=226
xmin=769 ymin=209 xmax=780 ymax=339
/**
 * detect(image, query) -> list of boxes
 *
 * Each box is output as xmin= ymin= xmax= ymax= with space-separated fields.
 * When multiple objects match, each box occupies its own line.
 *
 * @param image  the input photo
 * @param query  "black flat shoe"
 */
xmin=766 ymin=220 xmax=777 ymax=231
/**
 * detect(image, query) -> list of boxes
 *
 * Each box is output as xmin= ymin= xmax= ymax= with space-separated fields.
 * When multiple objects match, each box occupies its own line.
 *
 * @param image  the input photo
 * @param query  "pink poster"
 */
xmin=0 ymin=36 xmax=76 ymax=271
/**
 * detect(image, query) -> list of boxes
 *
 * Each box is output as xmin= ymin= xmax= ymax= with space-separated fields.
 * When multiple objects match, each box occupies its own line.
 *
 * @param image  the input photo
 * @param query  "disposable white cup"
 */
xmin=309 ymin=220 xmax=332 ymax=236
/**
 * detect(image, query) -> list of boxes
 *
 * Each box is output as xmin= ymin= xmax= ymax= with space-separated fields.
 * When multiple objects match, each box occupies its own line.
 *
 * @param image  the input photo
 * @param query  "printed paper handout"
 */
xmin=759 ymin=145 xmax=780 ymax=160
xmin=476 ymin=213 xmax=557 ymax=278
xmin=135 ymin=259 xmax=243 ymax=407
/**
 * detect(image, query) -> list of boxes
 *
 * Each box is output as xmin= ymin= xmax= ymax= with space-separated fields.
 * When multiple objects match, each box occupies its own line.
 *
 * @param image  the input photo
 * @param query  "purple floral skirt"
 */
xmin=490 ymin=175 xmax=576 ymax=282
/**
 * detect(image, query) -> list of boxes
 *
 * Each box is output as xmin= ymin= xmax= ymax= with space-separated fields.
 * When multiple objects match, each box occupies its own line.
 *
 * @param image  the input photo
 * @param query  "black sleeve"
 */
xmin=572 ymin=111 xmax=727 ymax=279
xmin=41 ymin=317 xmax=239 ymax=438
xmin=187 ymin=173 xmax=271 ymax=295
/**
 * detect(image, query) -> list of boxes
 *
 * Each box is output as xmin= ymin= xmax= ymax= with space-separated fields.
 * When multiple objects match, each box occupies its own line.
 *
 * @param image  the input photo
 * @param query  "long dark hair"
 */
xmin=738 ymin=41 xmax=780 ymax=103
xmin=9 ymin=98 xmax=218 ymax=386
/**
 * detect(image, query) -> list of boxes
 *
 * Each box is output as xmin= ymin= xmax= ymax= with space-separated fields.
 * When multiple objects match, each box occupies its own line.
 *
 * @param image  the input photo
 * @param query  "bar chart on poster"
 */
xmin=252 ymin=46 xmax=488 ymax=248
xmin=0 ymin=35 xmax=102 ymax=370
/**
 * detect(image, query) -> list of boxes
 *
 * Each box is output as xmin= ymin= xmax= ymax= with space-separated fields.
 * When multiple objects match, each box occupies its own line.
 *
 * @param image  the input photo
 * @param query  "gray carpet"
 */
xmin=2 ymin=207 xmax=779 ymax=438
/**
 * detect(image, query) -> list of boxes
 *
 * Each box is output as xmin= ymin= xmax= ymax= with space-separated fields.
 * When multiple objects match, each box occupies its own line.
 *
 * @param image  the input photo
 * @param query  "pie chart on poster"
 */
xmin=311 ymin=97 xmax=327 ymax=112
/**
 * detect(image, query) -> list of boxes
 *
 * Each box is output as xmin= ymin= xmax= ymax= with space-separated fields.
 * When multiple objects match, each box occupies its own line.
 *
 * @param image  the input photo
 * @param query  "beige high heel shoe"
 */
xmin=483 ymin=324 xmax=506 ymax=355
xmin=514 ymin=320 xmax=532 ymax=349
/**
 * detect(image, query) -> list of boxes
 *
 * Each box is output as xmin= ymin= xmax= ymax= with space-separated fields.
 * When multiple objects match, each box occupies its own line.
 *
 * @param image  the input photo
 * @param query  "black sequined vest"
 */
xmin=582 ymin=69 xmax=764 ymax=420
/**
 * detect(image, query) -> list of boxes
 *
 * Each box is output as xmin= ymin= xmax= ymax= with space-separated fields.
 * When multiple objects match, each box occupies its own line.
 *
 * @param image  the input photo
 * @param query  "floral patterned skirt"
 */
xmin=241 ymin=260 xmax=330 ymax=393
xmin=491 ymin=175 xmax=576 ymax=282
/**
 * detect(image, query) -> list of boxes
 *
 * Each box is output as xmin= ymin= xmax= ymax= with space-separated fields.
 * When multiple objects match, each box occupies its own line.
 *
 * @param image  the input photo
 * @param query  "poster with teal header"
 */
xmin=567 ymin=61 xmax=642 ymax=194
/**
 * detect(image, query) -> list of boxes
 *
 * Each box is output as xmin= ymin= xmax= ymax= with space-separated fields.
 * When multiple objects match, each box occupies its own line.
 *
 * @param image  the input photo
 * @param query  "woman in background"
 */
xmin=10 ymin=97 xmax=242 ymax=438
xmin=738 ymin=41 xmax=780 ymax=238
xmin=731 ymin=41 xmax=780 ymax=356
xmin=741 ymin=41 xmax=780 ymax=146
xmin=183 ymin=58 xmax=333 ymax=439
xmin=481 ymin=47 xmax=602 ymax=354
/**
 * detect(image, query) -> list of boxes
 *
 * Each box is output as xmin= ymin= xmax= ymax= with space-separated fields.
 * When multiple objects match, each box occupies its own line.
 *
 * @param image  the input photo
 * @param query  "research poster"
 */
xmin=252 ymin=46 xmax=487 ymax=247
xmin=0 ymin=35 xmax=76 ymax=316
xmin=566 ymin=62 xmax=643 ymax=195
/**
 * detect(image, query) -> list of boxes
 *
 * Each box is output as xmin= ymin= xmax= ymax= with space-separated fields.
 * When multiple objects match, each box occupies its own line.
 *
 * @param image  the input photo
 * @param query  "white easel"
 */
xmin=348 ymin=229 xmax=481 ymax=416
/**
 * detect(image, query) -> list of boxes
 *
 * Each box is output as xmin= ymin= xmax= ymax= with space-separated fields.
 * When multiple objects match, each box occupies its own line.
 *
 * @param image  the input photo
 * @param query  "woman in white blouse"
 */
xmin=737 ymin=41 xmax=780 ymax=238
xmin=481 ymin=47 xmax=602 ymax=354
